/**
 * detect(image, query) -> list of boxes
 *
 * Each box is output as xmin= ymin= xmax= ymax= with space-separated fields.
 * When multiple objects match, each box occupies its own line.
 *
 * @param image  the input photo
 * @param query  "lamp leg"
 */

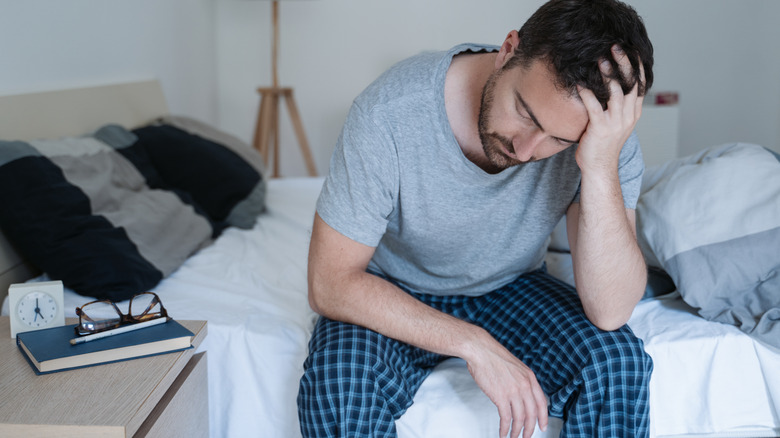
xmin=253 ymin=89 xmax=277 ymax=172
xmin=283 ymin=89 xmax=318 ymax=177
xmin=270 ymin=92 xmax=281 ymax=178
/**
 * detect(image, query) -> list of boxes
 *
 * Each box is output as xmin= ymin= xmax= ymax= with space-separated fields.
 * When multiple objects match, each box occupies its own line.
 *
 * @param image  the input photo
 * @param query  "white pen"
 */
xmin=70 ymin=317 xmax=169 ymax=345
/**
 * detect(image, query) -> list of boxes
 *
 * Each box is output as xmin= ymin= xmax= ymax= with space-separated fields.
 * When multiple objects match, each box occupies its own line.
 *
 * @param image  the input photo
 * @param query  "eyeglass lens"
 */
xmin=129 ymin=293 xmax=164 ymax=320
xmin=81 ymin=301 xmax=122 ymax=324
xmin=78 ymin=301 xmax=122 ymax=333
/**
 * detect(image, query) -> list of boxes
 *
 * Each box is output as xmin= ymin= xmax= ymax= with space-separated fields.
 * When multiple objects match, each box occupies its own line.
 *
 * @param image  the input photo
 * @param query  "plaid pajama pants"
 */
xmin=298 ymin=269 xmax=652 ymax=437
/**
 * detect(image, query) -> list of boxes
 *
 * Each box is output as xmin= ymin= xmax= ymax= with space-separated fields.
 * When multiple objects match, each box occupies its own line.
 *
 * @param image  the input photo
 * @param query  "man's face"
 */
xmin=478 ymin=59 xmax=589 ymax=169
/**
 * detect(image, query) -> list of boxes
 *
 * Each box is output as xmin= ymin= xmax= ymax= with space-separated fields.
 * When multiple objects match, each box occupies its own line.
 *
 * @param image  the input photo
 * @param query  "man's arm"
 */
xmin=568 ymin=45 xmax=648 ymax=331
xmin=566 ymin=204 xmax=645 ymax=331
xmin=308 ymin=213 xmax=548 ymax=438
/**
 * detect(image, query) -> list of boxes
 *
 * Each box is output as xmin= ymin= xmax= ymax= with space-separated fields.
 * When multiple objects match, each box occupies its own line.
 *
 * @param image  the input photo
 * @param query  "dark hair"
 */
xmin=508 ymin=0 xmax=654 ymax=108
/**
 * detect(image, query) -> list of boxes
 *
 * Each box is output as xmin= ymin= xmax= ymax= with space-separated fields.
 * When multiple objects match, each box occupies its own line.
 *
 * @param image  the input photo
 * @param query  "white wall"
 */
xmin=216 ymin=0 xmax=780 ymax=177
xmin=0 ymin=0 xmax=217 ymax=124
xmin=633 ymin=0 xmax=780 ymax=156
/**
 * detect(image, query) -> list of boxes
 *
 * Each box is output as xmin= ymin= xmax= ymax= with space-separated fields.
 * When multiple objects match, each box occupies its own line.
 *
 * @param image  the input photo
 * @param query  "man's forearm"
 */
xmin=569 ymin=170 xmax=647 ymax=331
xmin=307 ymin=214 xmax=488 ymax=360
xmin=310 ymin=267 xmax=489 ymax=360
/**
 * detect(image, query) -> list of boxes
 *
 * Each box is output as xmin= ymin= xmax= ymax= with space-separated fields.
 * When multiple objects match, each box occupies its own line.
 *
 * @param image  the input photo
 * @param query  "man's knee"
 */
xmin=298 ymin=322 xmax=422 ymax=437
xmin=298 ymin=324 xmax=384 ymax=435
xmin=584 ymin=326 xmax=653 ymax=385
xmin=300 ymin=324 xmax=381 ymax=397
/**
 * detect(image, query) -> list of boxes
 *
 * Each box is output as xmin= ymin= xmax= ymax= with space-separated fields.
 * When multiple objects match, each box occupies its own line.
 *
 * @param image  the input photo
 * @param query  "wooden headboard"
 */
xmin=0 ymin=80 xmax=169 ymax=302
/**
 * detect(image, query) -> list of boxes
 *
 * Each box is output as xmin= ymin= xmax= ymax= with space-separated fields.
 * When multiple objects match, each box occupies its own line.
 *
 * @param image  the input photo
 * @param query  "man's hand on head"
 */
xmin=575 ymin=45 xmax=645 ymax=174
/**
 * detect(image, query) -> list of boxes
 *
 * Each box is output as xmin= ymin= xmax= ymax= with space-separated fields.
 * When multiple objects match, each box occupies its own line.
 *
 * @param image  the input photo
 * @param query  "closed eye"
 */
xmin=515 ymin=101 xmax=533 ymax=122
xmin=516 ymin=90 xmax=580 ymax=145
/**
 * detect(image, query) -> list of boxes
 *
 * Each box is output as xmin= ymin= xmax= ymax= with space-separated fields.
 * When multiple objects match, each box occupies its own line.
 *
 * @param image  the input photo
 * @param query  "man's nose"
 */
xmin=512 ymin=132 xmax=545 ymax=162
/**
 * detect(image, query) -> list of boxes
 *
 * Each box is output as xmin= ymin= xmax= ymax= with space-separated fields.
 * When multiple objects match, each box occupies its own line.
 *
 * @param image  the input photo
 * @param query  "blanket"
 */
xmin=0 ymin=120 xmax=266 ymax=301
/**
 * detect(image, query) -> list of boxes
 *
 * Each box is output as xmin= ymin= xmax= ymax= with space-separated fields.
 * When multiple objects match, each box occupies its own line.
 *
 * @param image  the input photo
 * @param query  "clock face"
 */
xmin=16 ymin=291 xmax=59 ymax=328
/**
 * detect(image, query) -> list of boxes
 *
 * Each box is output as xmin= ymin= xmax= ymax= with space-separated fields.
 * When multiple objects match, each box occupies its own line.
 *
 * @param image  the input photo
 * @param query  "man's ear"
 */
xmin=495 ymin=30 xmax=521 ymax=69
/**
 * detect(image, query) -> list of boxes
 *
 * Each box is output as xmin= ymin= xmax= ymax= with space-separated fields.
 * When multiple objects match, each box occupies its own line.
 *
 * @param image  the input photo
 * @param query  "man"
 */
xmin=298 ymin=0 xmax=655 ymax=437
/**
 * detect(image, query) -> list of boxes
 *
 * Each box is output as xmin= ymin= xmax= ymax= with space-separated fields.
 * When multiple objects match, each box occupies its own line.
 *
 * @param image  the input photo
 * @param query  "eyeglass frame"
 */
xmin=74 ymin=291 xmax=169 ymax=337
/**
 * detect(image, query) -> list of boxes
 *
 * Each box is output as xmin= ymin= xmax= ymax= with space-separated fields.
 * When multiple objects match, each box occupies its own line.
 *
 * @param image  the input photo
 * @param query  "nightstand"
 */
xmin=636 ymin=103 xmax=681 ymax=166
xmin=0 ymin=317 xmax=208 ymax=438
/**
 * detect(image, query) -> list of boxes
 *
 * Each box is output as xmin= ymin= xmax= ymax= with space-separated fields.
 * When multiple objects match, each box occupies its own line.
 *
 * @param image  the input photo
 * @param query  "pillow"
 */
xmin=94 ymin=117 xmax=267 ymax=231
xmin=636 ymin=143 xmax=780 ymax=348
xmin=0 ymin=136 xmax=214 ymax=301
xmin=154 ymin=115 xmax=267 ymax=176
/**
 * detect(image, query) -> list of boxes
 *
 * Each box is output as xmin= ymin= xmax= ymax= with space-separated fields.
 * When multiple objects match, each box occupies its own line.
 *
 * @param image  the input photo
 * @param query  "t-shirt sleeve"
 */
xmin=616 ymin=131 xmax=645 ymax=209
xmin=571 ymin=130 xmax=644 ymax=209
xmin=315 ymin=102 xmax=399 ymax=247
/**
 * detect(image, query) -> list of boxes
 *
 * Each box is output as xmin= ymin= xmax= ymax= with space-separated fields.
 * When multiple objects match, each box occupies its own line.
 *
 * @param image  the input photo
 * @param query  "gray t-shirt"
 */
xmin=317 ymin=43 xmax=644 ymax=297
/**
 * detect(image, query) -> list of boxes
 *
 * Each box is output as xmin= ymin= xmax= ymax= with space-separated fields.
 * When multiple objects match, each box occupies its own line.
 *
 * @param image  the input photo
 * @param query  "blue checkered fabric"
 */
xmin=298 ymin=269 xmax=652 ymax=437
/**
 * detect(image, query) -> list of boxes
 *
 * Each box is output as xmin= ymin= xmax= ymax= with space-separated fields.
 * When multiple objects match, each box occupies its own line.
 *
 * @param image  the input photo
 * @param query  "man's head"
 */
xmin=508 ymin=0 xmax=654 ymax=107
xmin=477 ymin=0 xmax=653 ymax=170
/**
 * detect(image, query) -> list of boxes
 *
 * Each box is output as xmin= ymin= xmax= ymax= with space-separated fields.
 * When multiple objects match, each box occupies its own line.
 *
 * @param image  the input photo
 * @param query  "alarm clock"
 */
xmin=8 ymin=280 xmax=66 ymax=338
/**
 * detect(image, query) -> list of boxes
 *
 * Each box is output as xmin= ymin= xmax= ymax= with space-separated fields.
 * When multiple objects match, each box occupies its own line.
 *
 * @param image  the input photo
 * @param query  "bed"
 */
xmin=0 ymin=80 xmax=778 ymax=438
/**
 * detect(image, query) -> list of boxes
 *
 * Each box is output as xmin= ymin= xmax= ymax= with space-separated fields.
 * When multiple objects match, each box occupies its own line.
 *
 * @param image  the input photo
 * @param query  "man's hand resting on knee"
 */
xmin=463 ymin=329 xmax=548 ymax=438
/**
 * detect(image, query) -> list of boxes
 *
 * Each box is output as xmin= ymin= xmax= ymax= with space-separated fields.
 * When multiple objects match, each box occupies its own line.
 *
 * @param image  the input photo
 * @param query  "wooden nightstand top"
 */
xmin=0 ymin=316 xmax=207 ymax=437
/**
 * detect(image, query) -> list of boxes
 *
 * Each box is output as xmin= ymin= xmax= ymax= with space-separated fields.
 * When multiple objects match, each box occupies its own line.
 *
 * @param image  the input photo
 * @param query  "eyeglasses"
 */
xmin=74 ymin=292 xmax=168 ymax=337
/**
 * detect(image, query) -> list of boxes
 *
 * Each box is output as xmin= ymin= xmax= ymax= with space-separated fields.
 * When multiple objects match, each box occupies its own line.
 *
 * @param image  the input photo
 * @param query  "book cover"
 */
xmin=17 ymin=319 xmax=194 ymax=375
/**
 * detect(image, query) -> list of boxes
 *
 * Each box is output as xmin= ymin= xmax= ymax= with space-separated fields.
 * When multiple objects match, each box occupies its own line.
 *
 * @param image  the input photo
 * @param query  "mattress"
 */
xmin=4 ymin=177 xmax=779 ymax=437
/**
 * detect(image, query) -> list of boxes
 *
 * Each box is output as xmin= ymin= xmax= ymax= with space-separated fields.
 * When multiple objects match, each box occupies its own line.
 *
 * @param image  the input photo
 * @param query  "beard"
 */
xmin=477 ymin=70 xmax=529 ymax=170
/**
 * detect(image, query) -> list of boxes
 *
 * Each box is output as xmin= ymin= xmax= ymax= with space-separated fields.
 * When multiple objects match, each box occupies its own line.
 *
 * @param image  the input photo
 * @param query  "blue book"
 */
xmin=17 ymin=319 xmax=194 ymax=375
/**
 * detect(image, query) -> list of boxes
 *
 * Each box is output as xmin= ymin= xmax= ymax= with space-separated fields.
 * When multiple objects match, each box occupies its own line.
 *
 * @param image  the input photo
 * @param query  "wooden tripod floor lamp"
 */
xmin=252 ymin=0 xmax=318 ymax=177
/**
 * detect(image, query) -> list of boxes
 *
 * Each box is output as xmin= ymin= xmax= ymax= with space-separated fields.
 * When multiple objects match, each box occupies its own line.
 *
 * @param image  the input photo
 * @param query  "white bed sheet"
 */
xmin=4 ymin=177 xmax=779 ymax=437
xmin=630 ymin=294 xmax=780 ymax=437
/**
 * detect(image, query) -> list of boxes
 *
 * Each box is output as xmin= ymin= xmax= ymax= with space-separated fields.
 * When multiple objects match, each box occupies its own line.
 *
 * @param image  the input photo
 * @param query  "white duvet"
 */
xmin=5 ymin=177 xmax=779 ymax=437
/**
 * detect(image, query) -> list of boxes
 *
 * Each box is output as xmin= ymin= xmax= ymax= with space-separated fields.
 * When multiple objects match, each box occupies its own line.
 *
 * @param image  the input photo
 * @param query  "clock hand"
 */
xmin=34 ymin=298 xmax=42 ymax=321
